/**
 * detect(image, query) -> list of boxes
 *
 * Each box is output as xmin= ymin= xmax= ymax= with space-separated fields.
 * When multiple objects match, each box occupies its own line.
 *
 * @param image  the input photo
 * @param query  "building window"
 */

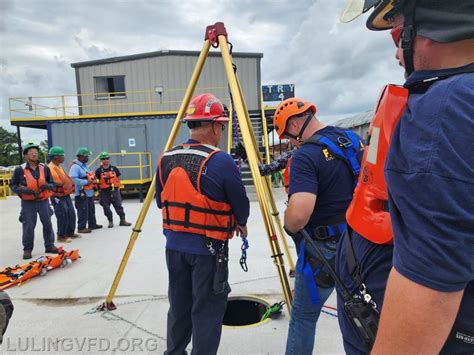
xmin=94 ymin=76 xmax=126 ymax=99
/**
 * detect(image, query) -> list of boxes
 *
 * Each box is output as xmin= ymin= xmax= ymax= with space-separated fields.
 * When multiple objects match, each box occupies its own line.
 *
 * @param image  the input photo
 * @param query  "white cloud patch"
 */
xmin=1 ymin=0 xmax=406 ymax=143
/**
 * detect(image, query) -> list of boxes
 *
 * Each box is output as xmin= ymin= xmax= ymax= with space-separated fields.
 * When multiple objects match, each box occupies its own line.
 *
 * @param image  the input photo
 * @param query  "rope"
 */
xmin=239 ymin=237 xmax=249 ymax=272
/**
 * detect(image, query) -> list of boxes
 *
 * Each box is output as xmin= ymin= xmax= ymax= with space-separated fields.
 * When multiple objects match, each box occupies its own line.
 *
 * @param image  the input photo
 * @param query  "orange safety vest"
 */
xmin=158 ymin=144 xmax=236 ymax=241
xmin=48 ymin=162 xmax=75 ymax=197
xmin=346 ymin=84 xmax=408 ymax=244
xmin=283 ymin=157 xmax=291 ymax=194
xmin=98 ymin=169 xmax=121 ymax=189
xmin=68 ymin=160 xmax=97 ymax=191
xmin=19 ymin=163 xmax=53 ymax=201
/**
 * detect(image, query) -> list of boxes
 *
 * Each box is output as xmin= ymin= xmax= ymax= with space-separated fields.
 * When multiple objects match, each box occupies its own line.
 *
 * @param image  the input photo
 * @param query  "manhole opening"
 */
xmin=222 ymin=297 xmax=269 ymax=327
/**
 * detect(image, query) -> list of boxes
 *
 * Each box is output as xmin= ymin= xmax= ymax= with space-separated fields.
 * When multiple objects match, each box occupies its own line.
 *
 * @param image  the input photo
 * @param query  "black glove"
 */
xmin=234 ymin=142 xmax=247 ymax=161
xmin=40 ymin=184 xmax=55 ymax=191
xmin=17 ymin=187 xmax=35 ymax=195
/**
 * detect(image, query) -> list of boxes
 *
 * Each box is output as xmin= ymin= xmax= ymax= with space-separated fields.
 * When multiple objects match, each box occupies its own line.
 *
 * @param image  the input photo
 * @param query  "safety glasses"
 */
xmin=390 ymin=24 xmax=403 ymax=47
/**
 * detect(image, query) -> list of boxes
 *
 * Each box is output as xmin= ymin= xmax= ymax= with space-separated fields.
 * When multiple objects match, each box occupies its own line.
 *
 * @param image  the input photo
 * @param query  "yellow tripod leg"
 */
xmin=104 ymin=40 xmax=212 ymax=308
xmin=219 ymin=35 xmax=293 ymax=312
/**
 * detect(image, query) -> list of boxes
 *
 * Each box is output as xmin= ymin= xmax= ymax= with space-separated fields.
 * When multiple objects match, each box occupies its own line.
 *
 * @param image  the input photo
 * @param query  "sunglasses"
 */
xmin=390 ymin=24 xmax=403 ymax=47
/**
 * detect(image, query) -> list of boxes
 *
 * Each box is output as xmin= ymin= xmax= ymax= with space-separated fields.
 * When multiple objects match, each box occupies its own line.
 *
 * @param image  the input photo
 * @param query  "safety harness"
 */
xmin=297 ymin=129 xmax=364 ymax=304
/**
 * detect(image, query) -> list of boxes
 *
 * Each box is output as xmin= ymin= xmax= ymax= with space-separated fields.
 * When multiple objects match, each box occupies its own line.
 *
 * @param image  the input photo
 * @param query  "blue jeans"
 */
xmin=285 ymin=239 xmax=335 ymax=355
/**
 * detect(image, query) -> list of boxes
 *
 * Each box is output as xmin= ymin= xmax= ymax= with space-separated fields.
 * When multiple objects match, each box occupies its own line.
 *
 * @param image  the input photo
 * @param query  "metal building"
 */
xmin=334 ymin=110 xmax=373 ymax=140
xmin=71 ymin=50 xmax=263 ymax=115
xmin=9 ymin=49 xmax=267 ymax=193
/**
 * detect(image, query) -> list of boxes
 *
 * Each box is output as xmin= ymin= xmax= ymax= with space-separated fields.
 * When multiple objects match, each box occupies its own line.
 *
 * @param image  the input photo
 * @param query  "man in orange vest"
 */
xmin=156 ymin=93 xmax=249 ymax=355
xmin=10 ymin=142 xmax=59 ymax=259
xmin=48 ymin=146 xmax=79 ymax=243
xmin=69 ymin=147 xmax=102 ymax=233
xmin=337 ymin=1 xmax=474 ymax=353
xmin=95 ymin=152 xmax=131 ymax=228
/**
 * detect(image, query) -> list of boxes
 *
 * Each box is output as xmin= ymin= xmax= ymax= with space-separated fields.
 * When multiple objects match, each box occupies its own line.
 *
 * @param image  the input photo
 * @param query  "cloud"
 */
xmin=1 ymin=0 xmax=405 ymax=144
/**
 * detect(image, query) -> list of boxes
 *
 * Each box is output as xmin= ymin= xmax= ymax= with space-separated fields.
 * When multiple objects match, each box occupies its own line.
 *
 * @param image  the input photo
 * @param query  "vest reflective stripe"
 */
xmin=159 ymin=144 xmax=236 ymax=241
xmin=69 ymin=160 xmax=97 ymax=191
xmin=283 ymin=157 xmax=291 ymax=194
xmin=98 ymin=170 xmax=121 ymax=189
xmin=19 ymin=164 xmax=52 ymax=201
xmin=48 ymin=162 xmax=74 ymax=196
xmin=346 ymin=84 xmax=408 ymax=245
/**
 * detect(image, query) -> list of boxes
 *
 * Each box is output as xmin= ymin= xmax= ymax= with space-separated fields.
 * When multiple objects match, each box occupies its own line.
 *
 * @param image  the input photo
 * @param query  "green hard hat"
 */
xmin=76 ymin=147 xmax=91 ymax=156
xmin=22 ymin=142 xmax=40 ymax=155
xmin=48 ymin=146 xmax=65 ymax=156
xmin=99 ymin=151 xmax=110 ymax=160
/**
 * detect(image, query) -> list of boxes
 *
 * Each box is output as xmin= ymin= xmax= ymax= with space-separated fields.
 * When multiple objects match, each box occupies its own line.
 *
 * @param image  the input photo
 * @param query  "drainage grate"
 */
xmin=223 ymin=296 xmax=270 ymax=327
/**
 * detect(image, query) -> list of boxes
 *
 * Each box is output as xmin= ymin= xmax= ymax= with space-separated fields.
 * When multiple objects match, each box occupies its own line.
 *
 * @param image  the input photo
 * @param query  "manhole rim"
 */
xmin=223 ymin=294 xmax=272 ymax=329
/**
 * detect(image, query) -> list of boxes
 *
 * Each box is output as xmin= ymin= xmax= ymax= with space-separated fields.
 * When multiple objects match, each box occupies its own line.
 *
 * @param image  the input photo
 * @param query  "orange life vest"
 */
xmin=346 ymin=84 xmax=408 ymax=244
xmin=283 ymin=157 xmax=291 ymax=194
xmin=19 ymin=163 xmax=53 ymax=201
xmin=158 ymin=144 xmax=236 ymax=241
xmin=98 ymin=169 xmax=121 ymax=190
xmin=48 ymin=162 xmax=75 ymax=197
xmin=68 ymin=160 xmax=97 ymax=191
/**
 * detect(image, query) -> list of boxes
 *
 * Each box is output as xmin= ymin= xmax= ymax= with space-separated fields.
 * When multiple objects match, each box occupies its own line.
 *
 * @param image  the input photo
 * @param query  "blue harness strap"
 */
xmin=297 ymin=240 xmax=321 ymax=304
xmin=305 ymin=129 xmax=363 ymax=188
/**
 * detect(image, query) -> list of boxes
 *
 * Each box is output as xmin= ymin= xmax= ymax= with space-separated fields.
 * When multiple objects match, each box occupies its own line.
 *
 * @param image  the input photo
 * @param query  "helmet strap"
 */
xmin=402 ymin=0 xmax=417 ymax=75
xmin=284 ymin=114 xmax=313 ymax=143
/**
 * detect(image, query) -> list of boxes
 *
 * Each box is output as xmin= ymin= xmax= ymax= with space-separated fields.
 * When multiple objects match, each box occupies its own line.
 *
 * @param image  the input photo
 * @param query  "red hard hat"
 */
xmin=183 ymin=93 xmax=229 ymax=122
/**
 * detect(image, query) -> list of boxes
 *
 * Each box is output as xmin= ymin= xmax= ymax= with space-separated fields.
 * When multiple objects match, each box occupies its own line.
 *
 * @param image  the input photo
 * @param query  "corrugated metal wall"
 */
xmin=49 ymin=116 xmax=229 ymax=180
xmin=77 ymin=54 xmax=260 ymax=115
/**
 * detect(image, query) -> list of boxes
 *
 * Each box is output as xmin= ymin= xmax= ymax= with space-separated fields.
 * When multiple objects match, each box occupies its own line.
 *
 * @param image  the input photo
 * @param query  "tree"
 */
xmin=0 ymin=128 xmax=49 ymax=166
xmin=0 ymin=127 xmax=20 ymax=167
xmin=38 ymin=140 xmax=49 ymax=163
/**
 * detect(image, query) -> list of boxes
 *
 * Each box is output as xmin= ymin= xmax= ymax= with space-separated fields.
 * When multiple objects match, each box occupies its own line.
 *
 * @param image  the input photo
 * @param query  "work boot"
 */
xmin=108 ymin=220 xmax=114 ymax=228
xmin=89 ymin=224 xmax=103 ymax=230
xmin=23 ymin=250 xmax=32 ymax=260
xmin=67 ymin=233 xmax=81 ymax=239
xmin=45 ymin=245 xmax=60 ymax=254
xmin=119 ymin=220 xmax=132 ymax=226
xmin=77 ymin=228 xmax=91 ymax=234
xmin=57 ymin=236 xmax=72 ymax=243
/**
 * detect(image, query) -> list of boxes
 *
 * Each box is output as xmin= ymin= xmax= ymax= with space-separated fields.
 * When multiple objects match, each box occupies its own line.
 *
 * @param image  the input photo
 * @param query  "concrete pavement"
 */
xmin=0 ymin=189 xmax=344 ymax=354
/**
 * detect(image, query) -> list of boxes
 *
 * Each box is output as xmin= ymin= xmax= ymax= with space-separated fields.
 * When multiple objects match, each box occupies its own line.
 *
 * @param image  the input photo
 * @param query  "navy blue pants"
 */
xmin=335 ymin=230 xmax=393 ymax=355
xmin=74 ymin=196 xmax=97 ymax=229
xmin=20 ymin=199 xmax=55 ymax=252
xmin=99 ymin=189 xmax=125 ymax=221
xmin=165 ymin=249 xmax=229 ymax=355
xmin=51 ymin=196 xmax=76 ymax=237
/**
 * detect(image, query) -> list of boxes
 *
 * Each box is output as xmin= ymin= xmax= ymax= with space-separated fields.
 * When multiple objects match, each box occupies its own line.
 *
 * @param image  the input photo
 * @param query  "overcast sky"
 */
xmin=0 ymin=0 xmax=405 ymax=144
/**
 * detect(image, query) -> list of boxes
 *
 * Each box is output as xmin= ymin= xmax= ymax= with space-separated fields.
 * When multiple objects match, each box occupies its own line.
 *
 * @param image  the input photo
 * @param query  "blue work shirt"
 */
xmin=156 ymin=139 xmax=250 ymax=255
xmin=69 ymin=160 xmax=95 ymax=197
xmin=386 ymin=63 xmax=474 ymax=349
xmin=289 ymin=126 xmax=364 ymax=227
xmin=10 ymin=162 xmax=55 ymax=194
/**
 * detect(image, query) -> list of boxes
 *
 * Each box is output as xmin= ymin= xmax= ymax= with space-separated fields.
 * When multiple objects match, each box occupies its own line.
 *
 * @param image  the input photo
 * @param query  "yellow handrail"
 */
xmin=0 ymin=173 xmax=13 ymax=199
xmin=88 ymin=152 xmax=152 ymax=185
xmin=9 ymin=86 xmax=231 ymax=121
